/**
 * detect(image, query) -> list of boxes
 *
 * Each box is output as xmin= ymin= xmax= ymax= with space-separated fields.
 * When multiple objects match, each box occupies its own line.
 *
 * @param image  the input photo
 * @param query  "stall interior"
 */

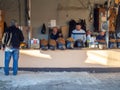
xmin=1 ymin=0 xmax=120 ymax=50
xmin=28 ymin=4 xmax=120 ymax=50
xmin=22 ymin=1 xmax=120 ymax=50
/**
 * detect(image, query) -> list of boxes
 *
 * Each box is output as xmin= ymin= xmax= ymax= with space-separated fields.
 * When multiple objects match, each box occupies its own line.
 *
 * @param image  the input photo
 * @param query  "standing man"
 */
xmin=71 ymin=23 xmax=86 ymax=47
xmin=2 ymin=20 xmax=24 ymax=75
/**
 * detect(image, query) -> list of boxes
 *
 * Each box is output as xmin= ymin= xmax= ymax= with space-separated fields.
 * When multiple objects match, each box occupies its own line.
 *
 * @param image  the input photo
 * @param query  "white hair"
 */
xmin=10 ymin=19 xmax=17 ymax=26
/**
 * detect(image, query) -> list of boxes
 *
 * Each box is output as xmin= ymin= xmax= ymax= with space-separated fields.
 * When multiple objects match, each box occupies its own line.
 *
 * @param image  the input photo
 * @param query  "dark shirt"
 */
xmin=3 ymin=25 xmax=24 ymax=48
xmin=50 ymin=33 xmax=59 ymax=40
xmin=96 ymin=35 xmax=106 ymax=40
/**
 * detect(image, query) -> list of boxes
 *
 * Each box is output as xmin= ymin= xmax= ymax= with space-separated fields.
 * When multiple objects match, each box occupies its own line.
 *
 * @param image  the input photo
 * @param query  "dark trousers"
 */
xmin=74 ymin=41 xmax=84 ymax=47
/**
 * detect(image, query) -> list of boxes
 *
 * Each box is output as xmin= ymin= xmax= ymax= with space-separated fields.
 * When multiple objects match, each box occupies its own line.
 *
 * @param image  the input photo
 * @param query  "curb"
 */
xmin=1 ymin=67 xmax=120 ymax=73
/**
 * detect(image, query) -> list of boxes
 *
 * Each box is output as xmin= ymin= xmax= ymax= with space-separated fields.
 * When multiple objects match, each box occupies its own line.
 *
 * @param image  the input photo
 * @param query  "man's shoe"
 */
xmin=13 ymin=73 xmax=17 ymax=76
xmin=5 ymin=73 xmax=9 ymax=76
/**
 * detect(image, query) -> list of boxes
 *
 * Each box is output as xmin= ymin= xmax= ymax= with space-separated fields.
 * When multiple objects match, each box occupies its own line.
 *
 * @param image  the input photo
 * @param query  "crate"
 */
xmin=30 ymin=39 xmax=40 ymax=49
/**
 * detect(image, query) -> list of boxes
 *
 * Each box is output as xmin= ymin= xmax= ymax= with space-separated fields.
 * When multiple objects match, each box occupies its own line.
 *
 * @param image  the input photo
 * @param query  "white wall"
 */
xmin=31 ymin=0 xmax=58 ymax=39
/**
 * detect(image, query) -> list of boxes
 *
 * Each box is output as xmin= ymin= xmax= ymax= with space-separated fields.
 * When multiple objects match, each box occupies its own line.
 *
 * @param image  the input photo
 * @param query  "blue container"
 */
xmin=117 ymin=42 xmax=120 ymax=48
xmin=66 ymin=41 xmax=74 ymax=49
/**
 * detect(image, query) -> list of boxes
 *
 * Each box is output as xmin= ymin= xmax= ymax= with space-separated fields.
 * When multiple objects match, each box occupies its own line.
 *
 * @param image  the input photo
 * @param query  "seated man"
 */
xmin=49 ymin=27 xmax=59 ymax=50
xmin=49 ymin=27 xmax=64 ymax=50
xmin=71 ymin=23 xmax=86 ymax=47
xmin=96 ymin=30 xmax=106 ymax=49
xmin=50 ymin=27 xmax=59 ymax=40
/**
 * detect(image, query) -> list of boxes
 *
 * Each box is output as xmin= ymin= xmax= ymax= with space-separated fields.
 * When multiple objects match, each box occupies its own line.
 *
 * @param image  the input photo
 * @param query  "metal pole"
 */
xmin=28 ymin=0 xmax=31 ymax=40
xmin=28 ymin=0 xmax=31 ymax=48
xmin=106 ymin=0 xmax=110 ymax=48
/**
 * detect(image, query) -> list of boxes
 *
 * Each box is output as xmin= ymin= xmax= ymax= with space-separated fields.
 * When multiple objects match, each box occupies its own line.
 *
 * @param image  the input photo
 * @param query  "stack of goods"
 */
xmin=66 ymin=37 xmax=74 ymax=42
xmin=41 ymin=39 xmax=48 ymax=50
xmin=49 ymin=39 xmax=57 ymax=46
xmin=66 ymin=37 xmax=74 ymax=49
xmin=41 ymin=39 xmax=48 ymax=46
xmin=49 ymin=39 xmax=57 ymax=50
xmin=57 ymin=37 xmax=65 ymax=45
xmin=57 ymin=37 xmax=66 ymax=50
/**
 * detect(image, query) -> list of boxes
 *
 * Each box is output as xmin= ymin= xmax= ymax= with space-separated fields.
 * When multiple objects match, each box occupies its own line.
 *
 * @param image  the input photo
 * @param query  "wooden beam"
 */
xmin=57 ymin=6 xmax=88 ymax=11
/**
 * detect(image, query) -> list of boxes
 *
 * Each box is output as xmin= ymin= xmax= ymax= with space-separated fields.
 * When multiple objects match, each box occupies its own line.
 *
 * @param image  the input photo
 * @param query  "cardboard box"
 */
xmin=30 ymin=39 xmax=40 ymax=49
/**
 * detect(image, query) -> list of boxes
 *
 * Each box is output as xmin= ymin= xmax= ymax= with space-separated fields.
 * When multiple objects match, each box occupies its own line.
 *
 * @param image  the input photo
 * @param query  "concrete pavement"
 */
xmin=0 ymin=69 xmax=120 ymax=90
xmin=0 ymin=49 xmax=120 ymax=90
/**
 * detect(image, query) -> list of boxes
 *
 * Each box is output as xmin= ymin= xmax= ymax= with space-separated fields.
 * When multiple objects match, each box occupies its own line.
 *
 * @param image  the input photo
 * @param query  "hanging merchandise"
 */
xmin=115 ymin=5 xmax=120 ymax=48
xmin=68 ymin=19 xmax=76 ymax=37
xmin=93 ymin=7 xmax=99 ymax=32
xmin=41 ymin=23 xmax=46 ymax=34
xmin=115 ymin=5 xmax=120 ymax=39
xmin=80 ymin=19 xmax=86 ymax=31
xmin=102 ymin=21 xmax=108 ymax=31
